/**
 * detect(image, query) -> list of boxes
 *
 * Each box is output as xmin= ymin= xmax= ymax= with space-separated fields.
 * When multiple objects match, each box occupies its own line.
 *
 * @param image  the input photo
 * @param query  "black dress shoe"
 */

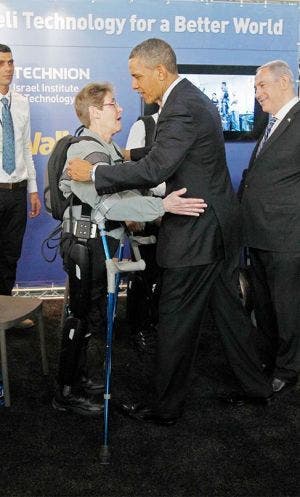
xmin=119 ymin=402 xmax=178 ymax=426
xmin=80 ymin=376 xmax=104 ymax=395
xmin=219 ymin=392 xmax=274 ymax=406
xmin=272 ymin=377 xmax=297 ymax=393
xmin=52 ymin=390 xmax=103 ymax=417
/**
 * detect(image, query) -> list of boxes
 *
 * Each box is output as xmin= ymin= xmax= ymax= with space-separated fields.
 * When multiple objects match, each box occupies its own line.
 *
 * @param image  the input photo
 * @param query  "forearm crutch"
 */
xmin=129 ymin=234 xmax=157 ymax=261
xmin=99 ymin=228 xmax=145 ymax=464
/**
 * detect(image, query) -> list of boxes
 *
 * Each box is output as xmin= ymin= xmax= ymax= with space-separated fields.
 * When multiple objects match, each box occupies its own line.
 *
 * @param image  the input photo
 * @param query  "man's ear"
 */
xmin=156 ymin=64 xmax=168 ymax=81
xmin=279 ymin=74 xmax=290 ymax=91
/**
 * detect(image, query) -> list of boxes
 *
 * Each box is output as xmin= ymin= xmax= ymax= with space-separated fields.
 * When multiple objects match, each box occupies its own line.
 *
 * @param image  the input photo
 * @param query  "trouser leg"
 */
xmin=155 ymin=262 xmax=221 ymax=418
xmin=211 ymin=255 xmax=272 ymax=398
xmin=127 ymin=223 xmax=160 ymax=336
xmin=0 ymin=189 xmax=27 ymax=295
xmin=57 ymin=316 xmax=88 ymax=390
xmin=249 ymin=248 xmax=278 ymax=370
xmin=250 ymin=249 xmax=300 ymax=380
xmin=58 ymin=235 xmax=92 ymax=390
xmin=54 ymin=233 xmax=111 ymax=415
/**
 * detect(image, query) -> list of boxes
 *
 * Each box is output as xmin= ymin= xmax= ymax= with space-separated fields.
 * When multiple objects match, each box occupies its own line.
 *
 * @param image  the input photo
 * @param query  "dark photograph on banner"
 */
xmin=178 ymin=64 xmax=268 ymax=141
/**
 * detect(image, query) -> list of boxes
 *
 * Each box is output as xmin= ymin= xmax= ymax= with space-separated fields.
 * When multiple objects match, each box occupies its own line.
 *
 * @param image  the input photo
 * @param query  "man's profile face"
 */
xmin=128 ymin=56 xmax=162 ymax=104
xmin=0 ymin=52 xmax=14 ymax=90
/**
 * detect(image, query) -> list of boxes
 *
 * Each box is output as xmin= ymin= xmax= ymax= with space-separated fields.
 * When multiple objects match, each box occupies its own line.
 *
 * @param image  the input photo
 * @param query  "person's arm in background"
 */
xmin=23 ymin=99 xmax=41 ymax=218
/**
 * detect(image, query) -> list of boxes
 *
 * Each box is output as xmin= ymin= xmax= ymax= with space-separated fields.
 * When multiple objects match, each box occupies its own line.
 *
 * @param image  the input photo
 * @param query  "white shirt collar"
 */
xmin=274 ymin=96 xmax=299 ymax=121
xmin=161 ymin=76 xmax=182 ymax=108
xmin=0 ymin=90 xmax=11 ymax=105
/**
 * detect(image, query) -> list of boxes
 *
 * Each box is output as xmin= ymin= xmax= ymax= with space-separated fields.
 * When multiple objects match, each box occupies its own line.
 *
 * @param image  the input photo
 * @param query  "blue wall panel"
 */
xmin=0 ymin=0 xmax=298 ymax=286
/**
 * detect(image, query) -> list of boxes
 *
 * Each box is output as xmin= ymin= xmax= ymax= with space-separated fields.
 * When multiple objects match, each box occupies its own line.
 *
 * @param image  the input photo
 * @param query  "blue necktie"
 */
xmin=256 ymin=116 xmax=277 ymax=157
xmin=1 ymin=97 xmax=15 ymax=175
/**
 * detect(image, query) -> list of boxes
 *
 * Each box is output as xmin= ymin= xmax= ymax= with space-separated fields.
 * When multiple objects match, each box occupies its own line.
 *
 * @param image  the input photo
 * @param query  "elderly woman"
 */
xmin=53 ymin=82 xmax=206 ymax=416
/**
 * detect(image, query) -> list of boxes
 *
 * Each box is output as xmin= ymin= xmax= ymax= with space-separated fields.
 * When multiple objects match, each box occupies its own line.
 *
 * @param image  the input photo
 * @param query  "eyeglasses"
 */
xmin=102 ymin=99 xmax=120 ymax=109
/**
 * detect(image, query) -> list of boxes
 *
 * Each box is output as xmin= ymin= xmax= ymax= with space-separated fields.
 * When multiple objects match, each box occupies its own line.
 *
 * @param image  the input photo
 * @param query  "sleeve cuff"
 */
xmin=27 ymin=179 xmax=38 ymax=194
xmin=130 ymin=146 xmax=151 ymax=161
xmin=91 ymin=165 xmax=97 ymax=182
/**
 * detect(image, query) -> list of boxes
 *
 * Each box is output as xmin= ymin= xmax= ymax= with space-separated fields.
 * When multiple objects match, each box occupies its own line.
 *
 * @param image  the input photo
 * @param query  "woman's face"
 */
xmin=95 ymin=91 xmax=123 ymax=136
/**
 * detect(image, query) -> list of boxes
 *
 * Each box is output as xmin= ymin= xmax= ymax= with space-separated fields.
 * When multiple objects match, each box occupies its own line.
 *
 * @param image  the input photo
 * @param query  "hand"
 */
xmin=125 ymin=220 xmax=145 ymax=233
xmin=121 ymin=149 xmax=131 ymax=161
xmin=29 ymin=192 xmax=41 ymax=218
xmin=67 ymin=158 xmax=93 ymax=182
xmin=162 ymin=188 xmax=207 ymax=217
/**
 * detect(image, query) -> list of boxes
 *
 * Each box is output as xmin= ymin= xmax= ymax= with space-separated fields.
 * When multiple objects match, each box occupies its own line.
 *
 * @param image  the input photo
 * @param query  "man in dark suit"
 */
xmin=67 ymin=39 xmax=273 ymax=424
xmin=239 ymin=60 xmax=300 ymax=394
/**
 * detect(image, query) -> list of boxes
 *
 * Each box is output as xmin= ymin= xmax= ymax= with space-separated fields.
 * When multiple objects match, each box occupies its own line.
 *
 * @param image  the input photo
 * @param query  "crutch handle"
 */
xmin=113 ymin=259 xmax=146 ymax=273
xmin=130 ymin=235 xmax=157 ymax=261
xmin=105 ymin=259 xmax=146 ymax=293
xmin=130 ymin=235 xmax=157 ymax=246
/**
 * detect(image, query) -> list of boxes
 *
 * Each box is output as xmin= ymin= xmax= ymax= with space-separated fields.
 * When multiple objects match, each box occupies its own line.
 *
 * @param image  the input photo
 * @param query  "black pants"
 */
xmin=59 ymin=233 xmax=119 ymax=386
xmin=0 ymin=188 xmax=27 ymax=295
xmin=249 ymin=248 xmax=300 ymax=382
xmin=61 ymin=233 xmax=119 ymax=337
xmin=127 ymin=223 xmax=160 ymax=331
xmin=155 ymin=255 xmax=272 ymax=418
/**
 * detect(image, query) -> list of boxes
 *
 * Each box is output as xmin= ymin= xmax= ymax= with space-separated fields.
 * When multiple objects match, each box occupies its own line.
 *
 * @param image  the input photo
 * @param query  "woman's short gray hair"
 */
xmin=75 ymin=82 xmax=113 ymax=127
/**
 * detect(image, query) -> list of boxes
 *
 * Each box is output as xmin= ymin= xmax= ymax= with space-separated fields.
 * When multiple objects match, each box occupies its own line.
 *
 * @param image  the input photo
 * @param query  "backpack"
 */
xmin=44 ymin=133 xmax=101 ymax=221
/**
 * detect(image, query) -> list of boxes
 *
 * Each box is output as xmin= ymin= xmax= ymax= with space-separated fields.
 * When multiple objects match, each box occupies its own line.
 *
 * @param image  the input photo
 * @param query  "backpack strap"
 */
xmin=84 ymin=151 xmax=110 ymax=165
xmin=112 ymin=144 xmax=124 ymax=162
xmin=64 ymin=134 xmax=123 ymax=238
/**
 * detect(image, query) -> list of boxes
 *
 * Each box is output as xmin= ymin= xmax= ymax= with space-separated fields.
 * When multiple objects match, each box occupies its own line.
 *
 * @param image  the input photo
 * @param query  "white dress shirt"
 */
xmin=269 ymin=96 xmax=299 ymax=137
xmin=0 ymin=90 xmax=37 ymax=193
xmin=161 ymin=76 xmax=182 ymax=108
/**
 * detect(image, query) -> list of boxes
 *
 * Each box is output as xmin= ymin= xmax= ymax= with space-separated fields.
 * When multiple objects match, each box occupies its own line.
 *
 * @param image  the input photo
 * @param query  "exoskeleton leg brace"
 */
xmin=57 ymin=235 xmax=92 ymax=390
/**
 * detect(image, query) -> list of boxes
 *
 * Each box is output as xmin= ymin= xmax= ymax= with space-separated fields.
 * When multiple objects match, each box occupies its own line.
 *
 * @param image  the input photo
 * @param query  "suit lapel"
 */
xmin=256 ymin=101 xmax=300 ymax=158
xmin=249 ymin=141 xmax=260 ymax=167
xmin=153 ymin=78 xmax=188 ymax=140
xmin=247 ymin=101 xmax=300 ymax=173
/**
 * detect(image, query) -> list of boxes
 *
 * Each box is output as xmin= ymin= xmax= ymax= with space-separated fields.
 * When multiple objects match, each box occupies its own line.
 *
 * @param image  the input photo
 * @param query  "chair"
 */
xmin=0 ymin=295 xmax=49 ymax=407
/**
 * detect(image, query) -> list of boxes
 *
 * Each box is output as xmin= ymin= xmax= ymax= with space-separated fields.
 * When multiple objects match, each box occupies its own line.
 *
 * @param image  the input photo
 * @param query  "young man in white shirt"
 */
xmin=0 ymin=44 xmax=41 ymax=326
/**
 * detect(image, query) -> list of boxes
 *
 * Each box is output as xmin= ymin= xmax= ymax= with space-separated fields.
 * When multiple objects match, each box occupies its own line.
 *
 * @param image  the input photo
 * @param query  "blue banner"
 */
xmin=0 ymin=0 xmax=298 ymax=286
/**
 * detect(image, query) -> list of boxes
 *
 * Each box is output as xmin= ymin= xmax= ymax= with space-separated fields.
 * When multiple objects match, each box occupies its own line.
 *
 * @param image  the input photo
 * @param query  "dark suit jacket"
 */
xmin=240 ymin=100 xmax=300 ymax=252
xmin=95 ymin=78 xmax=241 ymax=268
